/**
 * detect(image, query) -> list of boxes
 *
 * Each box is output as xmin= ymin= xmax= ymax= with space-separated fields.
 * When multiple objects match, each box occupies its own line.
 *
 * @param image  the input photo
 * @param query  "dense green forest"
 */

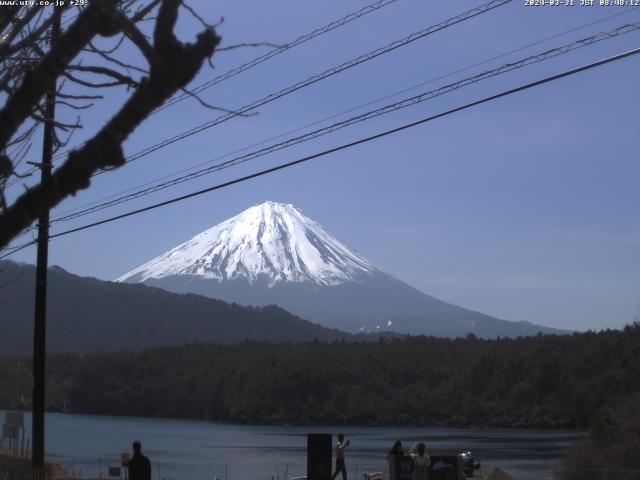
xmin=1 ymin=325 xmax=639 ymax=427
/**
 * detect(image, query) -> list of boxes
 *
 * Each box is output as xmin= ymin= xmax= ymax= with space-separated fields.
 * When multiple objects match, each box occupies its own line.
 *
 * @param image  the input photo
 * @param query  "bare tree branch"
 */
xmin=56 ymin=91 xmax=104 ymax=100
xmin=131 ymin=0 xmax=163 ymax=22
xmin=182 ymin=2 xmax=214 ymax=30
xmin=86 ymin=39 xmax=149 ymax=74
xmin=29 ymin=112 xmax=80 ymax=131
xmin=0 ymin=0 xmax=221 ymax=248
xmin=62 ymin=69 xmax=135 ymax=89
xmin=217 ymin=42 xmax=283 ymax=52
xmin=87 ymin=34 xmax=126 ymax=56
xmin=0 ymin=1 xmax=118 ymax=150
xmin=69 ymin=64 xmax=140 ymax=87
xmin=0 ymin=7 xmax=53 ymax=59
xmin=56 ymin=100 xmax=94 ymax=110
xmin=0 ymin=6 xmax=21 ymax=34
xmin=120 ymin=16 xmax=159 ymax=64
xmin=177 ymin=86 xmax=257 ymax=116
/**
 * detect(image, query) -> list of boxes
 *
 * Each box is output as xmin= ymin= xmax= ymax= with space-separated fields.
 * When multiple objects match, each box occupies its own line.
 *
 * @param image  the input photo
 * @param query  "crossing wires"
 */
xmin=95 ymin=0 xmax=514 ymax=173
xmin=155 ymin=0 xmax=400 ymax=113
xmin=46 ymin=0 xmax=400 ymax=166
xmin=2 ymin=44 xmax=638 ymax=260
xmin=43 ymin=21 xmax=640 ymax=225
xmin=45 ymin=7 xmax=638 ymax=226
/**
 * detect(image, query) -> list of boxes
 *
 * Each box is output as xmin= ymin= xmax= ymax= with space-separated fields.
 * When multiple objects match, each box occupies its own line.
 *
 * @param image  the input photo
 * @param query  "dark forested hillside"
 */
xmin=0 ymin=261 xmax=350 ymax=355
xmin=1 ymin=325 xmax=638 ymax=427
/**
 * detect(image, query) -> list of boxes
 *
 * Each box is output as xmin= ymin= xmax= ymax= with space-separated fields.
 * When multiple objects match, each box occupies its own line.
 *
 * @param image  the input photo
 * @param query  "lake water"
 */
xmin=1 ymin=411 xmax=584 ymax=480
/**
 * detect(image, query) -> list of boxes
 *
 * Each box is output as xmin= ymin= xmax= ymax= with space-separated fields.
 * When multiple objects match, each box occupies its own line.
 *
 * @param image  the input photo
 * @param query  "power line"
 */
xmin=5 ymin=0 xmax=510 ymax=196
xmin=47 ymin=0 xmax=400 ymax=166
xmin=47 ymin=8 xmax=638 ymax=223
xmin=155 ymin=0 xmax=400 ymax=113
xmin=46 ymin=21 xmax=640 ymax=225
xmin=31 ymin=46 xmax=640 ymax=246
xmin=0 ymin=241 xmax=36 ymax=258
xmin=2 ymin=46 xmax=638 ymax=259
xmin=5 ymin=0 xmax=514 ymax=194
xmin=95 ymin=0 xmax=513 ymax=173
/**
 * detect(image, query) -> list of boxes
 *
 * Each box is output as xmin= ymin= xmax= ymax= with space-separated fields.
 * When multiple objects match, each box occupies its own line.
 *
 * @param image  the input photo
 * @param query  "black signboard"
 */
xmin=387 ymin=455 xmax=414 ymax=480
xmin=307 ymin=433 xmax=332 ymax=480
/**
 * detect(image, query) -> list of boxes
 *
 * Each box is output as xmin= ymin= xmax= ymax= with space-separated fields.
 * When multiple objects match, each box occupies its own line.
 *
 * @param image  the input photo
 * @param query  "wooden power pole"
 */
xmin=32 ymin=8 xmax=60 ymax=480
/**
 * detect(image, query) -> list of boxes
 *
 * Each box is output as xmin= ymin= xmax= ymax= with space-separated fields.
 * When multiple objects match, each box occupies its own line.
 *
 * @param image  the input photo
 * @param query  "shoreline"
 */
xmin=1 ymin=447 xmax=556 ymax=480
xmin=1 ymin=451 xmax=527 ymax=480
xmin=1 ymin=407 xmax=589 ymax=431
xmin=1 ymin=412 xmax=571 ymax=480
xmin=0 ymin=448 xmax=68 ymax=480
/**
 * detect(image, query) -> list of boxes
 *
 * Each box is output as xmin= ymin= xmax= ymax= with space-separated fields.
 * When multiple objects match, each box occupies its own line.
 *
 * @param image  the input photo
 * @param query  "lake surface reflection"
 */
xmin=3 ymin=411 xmax=584 ymax=479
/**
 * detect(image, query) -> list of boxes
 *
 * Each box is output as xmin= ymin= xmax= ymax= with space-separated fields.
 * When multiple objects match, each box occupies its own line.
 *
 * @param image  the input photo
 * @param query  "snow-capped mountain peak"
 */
xmin=117 ymin=201 xmax=378 ymax=286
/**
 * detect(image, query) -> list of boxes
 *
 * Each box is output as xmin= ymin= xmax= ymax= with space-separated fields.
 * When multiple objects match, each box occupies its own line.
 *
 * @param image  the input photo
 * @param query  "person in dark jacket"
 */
xmin=387 ymin=440 xmax=405 ymax=480
xmin=128 ymin=441 xmax=151 ymax=480
xmin=388 ymin=441 xmax=404 ymax=456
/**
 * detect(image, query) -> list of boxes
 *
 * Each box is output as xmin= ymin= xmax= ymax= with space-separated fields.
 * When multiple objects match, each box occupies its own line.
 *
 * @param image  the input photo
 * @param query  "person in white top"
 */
xmin=409 ymin=442 xmax=430 ymax=480
xmin=331 ymin=433 xmax=350 ymax=480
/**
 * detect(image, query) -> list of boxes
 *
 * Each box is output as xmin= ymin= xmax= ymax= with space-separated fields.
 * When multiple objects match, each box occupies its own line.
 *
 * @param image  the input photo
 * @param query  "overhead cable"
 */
xmin=47 ymin=22 xmax=640 ymax=225
xmin=155 ymin=0 xmax=400 ymax=113
xmin=47 ymin=0 xmax=400 ymax=165
xmin=3 ymin=45 xmax=638 ymax=259
xmin=48 ymin=7 xmax=638 ymax=222
xmin=96 ymin=0 xmax=514 ymax=172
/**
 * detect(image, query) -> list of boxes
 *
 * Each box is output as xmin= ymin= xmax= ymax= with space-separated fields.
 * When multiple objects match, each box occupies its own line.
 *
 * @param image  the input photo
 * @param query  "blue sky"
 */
xmin=6 ymin=0 xmax=640 ymax=331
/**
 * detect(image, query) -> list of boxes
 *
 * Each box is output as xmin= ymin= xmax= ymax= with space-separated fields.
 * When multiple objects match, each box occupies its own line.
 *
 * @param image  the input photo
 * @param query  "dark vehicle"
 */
xmin=459 ymin=452 xmax=481 ymax=477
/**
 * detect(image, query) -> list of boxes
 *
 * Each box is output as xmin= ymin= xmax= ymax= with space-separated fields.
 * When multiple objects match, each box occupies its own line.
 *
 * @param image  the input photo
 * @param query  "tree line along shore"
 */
xmin=0 ymin=324 xmax=638 ymax=428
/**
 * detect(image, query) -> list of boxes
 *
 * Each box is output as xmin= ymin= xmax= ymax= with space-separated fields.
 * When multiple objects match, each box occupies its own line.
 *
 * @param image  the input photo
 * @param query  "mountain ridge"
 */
xmin=118 ymin=201 xmax=562 ymax=338
xmin=0 ymin=260 xmax=353 ymax=356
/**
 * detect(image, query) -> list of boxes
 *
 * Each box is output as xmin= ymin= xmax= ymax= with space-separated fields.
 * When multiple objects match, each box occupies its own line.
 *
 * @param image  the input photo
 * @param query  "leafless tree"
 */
xmin=0 ymin=0 xmax=222 ymax=250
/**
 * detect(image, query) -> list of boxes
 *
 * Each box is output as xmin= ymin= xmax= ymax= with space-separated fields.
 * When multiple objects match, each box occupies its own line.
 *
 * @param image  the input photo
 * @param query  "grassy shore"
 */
xmin=0 ymin=449 xmax=68 ymax=480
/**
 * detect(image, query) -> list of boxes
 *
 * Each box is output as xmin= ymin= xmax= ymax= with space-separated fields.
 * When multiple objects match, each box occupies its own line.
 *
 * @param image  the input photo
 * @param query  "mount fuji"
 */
xmin=118 ymin=201 xmax=558 ymax=338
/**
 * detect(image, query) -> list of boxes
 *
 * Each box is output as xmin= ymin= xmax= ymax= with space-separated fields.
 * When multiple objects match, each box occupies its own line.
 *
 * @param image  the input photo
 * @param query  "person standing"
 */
xmin=388 ymin=441 xmax=404 ymax=457
xmin=387 ymin=440 xmax=405 ymax=480
xmin=331 ymin=433 xmax=350 ymax=480
xmin=409 ymin=442 xmax=430 ymax=480
xmin=127 ymin=441 xmax=151 ymax=480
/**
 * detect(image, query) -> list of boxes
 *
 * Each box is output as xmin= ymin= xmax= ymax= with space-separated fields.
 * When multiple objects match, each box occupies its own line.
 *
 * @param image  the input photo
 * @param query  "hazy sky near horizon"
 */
xmin=5 ymin=0 xmax=640 ymax=331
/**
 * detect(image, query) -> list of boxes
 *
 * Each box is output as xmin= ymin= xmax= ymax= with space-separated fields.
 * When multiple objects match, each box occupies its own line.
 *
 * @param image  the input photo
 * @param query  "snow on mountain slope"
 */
xmin=116 ymin=201 xmax=562 ymax=338
xmin=117 ymin=201 xmax=378 ymax=286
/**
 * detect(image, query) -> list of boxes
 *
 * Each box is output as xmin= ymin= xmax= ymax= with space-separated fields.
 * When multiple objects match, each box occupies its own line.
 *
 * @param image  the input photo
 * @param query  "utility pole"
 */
xmin=32 ymin=8 xmax=60 ymax=480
